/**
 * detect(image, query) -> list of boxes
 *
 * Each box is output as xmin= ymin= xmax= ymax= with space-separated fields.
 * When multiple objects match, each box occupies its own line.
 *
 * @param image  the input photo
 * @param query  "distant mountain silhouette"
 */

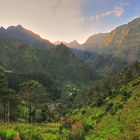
xmin=65 ymin=17 xmax=140 ymax=75
xmin=0 ymin=38 xmax=97 ymax=84
xmin=63 ymin=40 xmax=80 ymax=48
xmin=81 ymin=17 xmax=140 ymax=64
xmin=0 ymin=17 xmax=139 ymax=76
xmin=0 ymin=25 xmax=54 ymax=48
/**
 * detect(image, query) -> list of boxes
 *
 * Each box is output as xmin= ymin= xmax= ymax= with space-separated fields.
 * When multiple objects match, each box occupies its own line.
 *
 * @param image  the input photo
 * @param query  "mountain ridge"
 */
xmin=69 ymin=17 xmax=140 ymax=75
xmin=0 ymin=17 xmax=139 ymax=76
xmin=0 ymin=38 xmax=97 ymax=85
xmin=0 ymin=25 xmax=54 ymax=48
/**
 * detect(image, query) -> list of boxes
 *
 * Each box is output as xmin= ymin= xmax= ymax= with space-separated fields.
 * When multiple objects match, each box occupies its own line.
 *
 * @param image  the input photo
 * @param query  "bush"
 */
xmin=0 ymin=129 xmax=6 ymax=140
xmin=83 ymin=124 xmax=93 ymax=133
xmin=68 ymin=130 xmax=85 ymax=140
xmin=6 ymin=129 xmax=17 ymax=140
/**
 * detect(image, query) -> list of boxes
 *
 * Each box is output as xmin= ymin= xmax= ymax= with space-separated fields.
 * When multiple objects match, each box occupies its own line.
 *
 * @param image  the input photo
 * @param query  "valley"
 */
xmin=0 ymin=17 xmax=140 ymax=140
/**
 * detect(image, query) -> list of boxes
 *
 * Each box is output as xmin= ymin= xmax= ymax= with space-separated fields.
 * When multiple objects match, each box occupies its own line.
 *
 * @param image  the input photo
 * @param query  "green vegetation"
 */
xmin=0 ymin=61 xmax=139 ymax=140
xmin=77 ymin=18 xmax=140 ymax=75
xmin=0 ymin=38 xmax=96 ymax=84
xmin=0 ymin=18 xmax=140 ymax=140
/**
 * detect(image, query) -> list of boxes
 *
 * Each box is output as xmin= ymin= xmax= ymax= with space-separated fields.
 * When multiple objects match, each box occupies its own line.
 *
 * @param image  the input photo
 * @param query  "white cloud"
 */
xmin=114 ymin=6 xmax=124 ymax=17
xmin=0 ymin=0 xmax=87 ymax=42
xmin=88 ymin=6 xmax=124 ymax=21
xmin=0 ymin=0 xmax=129 ymax=43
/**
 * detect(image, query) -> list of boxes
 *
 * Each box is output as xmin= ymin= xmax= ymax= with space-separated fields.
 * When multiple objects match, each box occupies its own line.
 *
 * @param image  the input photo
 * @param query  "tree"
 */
xmin=20 ymin=80 xmax=46 ymax=123
xmin=0 ymin=65 xmax=9 ymax=122
xmin=60 ymin=81 xmax=79 ymax=114
xmin=8 ymin=89 xmax=18 ymax=122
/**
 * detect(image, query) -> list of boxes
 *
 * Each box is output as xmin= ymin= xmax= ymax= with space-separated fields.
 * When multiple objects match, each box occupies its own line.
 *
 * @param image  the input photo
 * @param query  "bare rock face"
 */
xmin=82 ymin=17 xmax=140 ymax=63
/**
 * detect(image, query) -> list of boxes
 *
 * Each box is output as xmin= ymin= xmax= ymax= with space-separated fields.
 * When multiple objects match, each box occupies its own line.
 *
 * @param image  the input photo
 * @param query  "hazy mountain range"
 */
xmin=0 ymin=25 xmax=54 ymax=48
xmin=80 ymin=17 xmax=140 ymax=64
xmin=0 ymin=17 xmax=139 ymax=83
xmin=69 ymin=17 xmax=140 ymax=75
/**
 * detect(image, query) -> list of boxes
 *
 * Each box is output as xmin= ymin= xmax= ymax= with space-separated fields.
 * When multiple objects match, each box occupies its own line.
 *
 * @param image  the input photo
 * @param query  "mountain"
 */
xmin=0 ymin=17 xmax=139 ymax=80
xmin=0 ymin=19 xmax=140 ymax=140
xmin=53 ymin=40 xmax=62 ymax=45
xmin=72 ymin=17 xmax=140 ymax=75
xmin=0 ymin=25 xmax=54 ymax=48
xmin=83 ymin=17 xmax=140 ymax=63
xmin=0 ymin=38 xmax=97 ymax=85
xmin=63 ymin=40 xmax=80 ymax=48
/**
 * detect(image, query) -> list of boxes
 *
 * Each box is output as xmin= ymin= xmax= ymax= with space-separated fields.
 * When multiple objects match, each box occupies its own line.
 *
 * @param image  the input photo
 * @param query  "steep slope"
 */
xmin=74 ymin=17 xmax=140 ymax=75
xmin=0 ymin=38 xmax=97 ymax=84
xmin=62 ymin=62 xmax=140 ymax=140
xmin=83 ymin=17 xmax=140 ymax=63
xmin=0 ymin=25 xmax=54 ymax=48
xmin=63 ymin=40 xmax=80 ymax=48
xmin=86 ymin=77 xmax=140 ymax=140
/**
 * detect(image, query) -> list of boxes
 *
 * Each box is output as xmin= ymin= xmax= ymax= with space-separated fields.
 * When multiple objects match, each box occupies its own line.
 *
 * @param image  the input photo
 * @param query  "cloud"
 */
xmin=88 ymin=6 xmax=124 ymax=21
xmin=114 ymin=6 xmax=124 ymax=17
xmin=0 ymin=0 xmax=131 ymax=43
xmin=0 ymin=0 xmax=87 ymax=42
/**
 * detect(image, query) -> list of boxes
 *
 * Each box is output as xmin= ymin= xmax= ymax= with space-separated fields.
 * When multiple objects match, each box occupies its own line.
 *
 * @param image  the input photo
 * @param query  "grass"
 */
xmin=0 ymin=123 xmax=62 ymax=140
xmin=0 ymin=78 xmax=140 ymax=140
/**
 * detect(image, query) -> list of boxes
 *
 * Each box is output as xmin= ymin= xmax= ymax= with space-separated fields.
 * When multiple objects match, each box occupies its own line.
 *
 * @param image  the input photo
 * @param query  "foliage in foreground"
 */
xmin=0 ymin=76 xmax=140 ymax=140
xmin=0 ymin=63 xmax=140 ymax=140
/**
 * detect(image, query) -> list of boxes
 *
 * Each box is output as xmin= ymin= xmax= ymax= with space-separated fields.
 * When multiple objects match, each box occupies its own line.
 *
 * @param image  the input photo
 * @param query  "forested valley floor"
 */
xmin=0 ymin=62 xmax=140 ymax=140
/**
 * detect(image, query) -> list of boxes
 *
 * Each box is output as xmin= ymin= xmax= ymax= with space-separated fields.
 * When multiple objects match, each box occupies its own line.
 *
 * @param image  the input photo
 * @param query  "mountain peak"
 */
xmin=0 ymin=26 xmax=5 ymax=30
xmin=53 ymin=40 xmax=62 ymax=45
xmin=7 ymin=25 xmax=26 ymax=32
xmin=128 ymin=17 xmax=140 ymax=26
xmin=0 ymin=25 xmax=54 ymax=48
xmin=69 ymin=40 xmax=79 ymax=45
xmin=84 ymin=33 xmax=108 ymax=45
xmin=130 ymin=17 xmax=140 ymax=22
xmin=16 ymin=24 xmax=24 ymax=29
xmin=63 ymin=40 xmax=80 ymax=48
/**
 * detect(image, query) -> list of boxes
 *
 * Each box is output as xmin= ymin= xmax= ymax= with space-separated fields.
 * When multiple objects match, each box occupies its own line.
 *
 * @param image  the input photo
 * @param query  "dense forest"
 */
xmin=0 ymin=18 xmax=140 ymax=140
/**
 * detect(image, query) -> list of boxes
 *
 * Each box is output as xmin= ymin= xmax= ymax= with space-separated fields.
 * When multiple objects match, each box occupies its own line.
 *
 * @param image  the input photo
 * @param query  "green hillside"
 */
xmin=0 ymin=18 xmax=140 ymax=140
xmin=0 ymin=38 xmax=96 ymax=85
xmin=72 ymin=18 xmax=140 ymax=75
xmin=0 ymin=59 xmax=139 ymax=140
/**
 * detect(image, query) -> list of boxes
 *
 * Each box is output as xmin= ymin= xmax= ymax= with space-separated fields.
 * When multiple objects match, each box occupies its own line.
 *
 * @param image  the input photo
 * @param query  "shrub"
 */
xmin=83 ymin=124 xmax=93 ymax=133
xmin=68 ymin=130 xmax=85 ymax=140
xmin=0 ymin=129 xmax=6 ymax=140
xmin=6 ymin=129 xmax=17 ymax=140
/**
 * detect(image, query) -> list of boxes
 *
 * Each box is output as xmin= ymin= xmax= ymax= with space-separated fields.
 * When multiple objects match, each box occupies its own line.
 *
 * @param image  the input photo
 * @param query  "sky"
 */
xmin=0 ymin=0 xmax=140 ymax=43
